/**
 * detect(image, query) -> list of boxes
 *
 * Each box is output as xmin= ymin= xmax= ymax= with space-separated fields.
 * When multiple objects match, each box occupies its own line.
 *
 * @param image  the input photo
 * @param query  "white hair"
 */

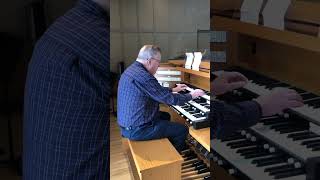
xmin=136 ymin=45 xmax=161 ymax=62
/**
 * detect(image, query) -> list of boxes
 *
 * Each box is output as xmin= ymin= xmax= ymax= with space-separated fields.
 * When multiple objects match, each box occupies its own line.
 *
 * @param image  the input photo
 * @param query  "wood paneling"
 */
xmin=235 ymin=35 xmax=320 ymax=94
xmin=189 ymin=127 xmax=210 ymax=151
xmin=212 ymin=16 xmax=320 ymax=53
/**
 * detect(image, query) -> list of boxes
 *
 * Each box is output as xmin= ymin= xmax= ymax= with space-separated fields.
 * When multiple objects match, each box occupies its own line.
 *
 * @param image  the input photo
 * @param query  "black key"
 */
xmin=185 ymin=154 xmax=197 ymax=160
xmin=290 ymin=87 xmax=306 ymax=94
xmin=269 ymin=166 xmax=296 ymax=175
xmin=226 ymin=140 xmax=248 ymax=147
xmin=266 ymin=82 xmax=291 ymax=89
xmin=274 ymin=124 xmax=306 ymax=132
xmin=312 ymin=146 xmax=320 ymax=151
xmin=192 ymin=160 xmax=204 ymax=166
xmin=256 ymin=158 xmax=286 ymax=167
xmin=195 ymin=164 xmax=207 ymax=170
xmin=239 ymin=148 xmax=267 ymax=156
xmin=265 ymin=164 xmax=292 ymax=172
xmin=252 ymin=154 xmax=284 ymax=164
xmin=198 ymin=168 xmax=209 ymax=174
xmin=194 ymin=114 xmax=204 ymax=118
xmin=287 ymin=131 xmax=311 ymax=138
xmin=305 ymin=98 xmax=320 ymax=107
xmin=288 ymin=131 xmax=310 ymax=138
xmin=301 ymin=139 xmax=320 ymax=145
xmin=301 ymin=93 xmax=318 ymax=101
xmin=230 ymin=141 xmax=257 ymax=149
xmin=221 ymin=135 xmax=245 ymax=142
xmin=237 ymin=146 xmax=262 ymax=154
xmin=306 ymin=142 xmax=320 ymax=148
xmin=291 ymin=134 xmax=320 ymax=141
xmin=270 ymin=123 xmax=293 ymax=130
xmin=273 ymin=168 xmax=305 ymax=179
xmin=262 ymin=118 xmax=288 ymax=125
xmin=279 ymin=127 xmax=309 ymax=134
xmin=244 ymin=151 xmax=271 ymax=159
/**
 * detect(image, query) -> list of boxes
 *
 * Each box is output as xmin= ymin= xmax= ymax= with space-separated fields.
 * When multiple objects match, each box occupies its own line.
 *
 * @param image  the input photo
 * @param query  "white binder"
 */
xmin=262 ymin=0 xmax=291 ymax=30
xmin=185 ymin=53 xmax=194 ymax=69
xmin=240 ymin=0 xmax=264 ymax=25
xmin=192 ymin=52 xmax=202 ymax=71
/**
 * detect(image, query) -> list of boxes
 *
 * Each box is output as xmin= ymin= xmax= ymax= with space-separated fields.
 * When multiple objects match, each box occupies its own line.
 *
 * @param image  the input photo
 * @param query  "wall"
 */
xmin=110 ymin=0 xmax=210 ymax=71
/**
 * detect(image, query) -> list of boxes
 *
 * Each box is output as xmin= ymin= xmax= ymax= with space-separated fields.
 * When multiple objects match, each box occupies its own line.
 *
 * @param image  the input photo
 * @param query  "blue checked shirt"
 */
xmin=23 ymin=0 xmax=109 ymax=179
xmin=211 ymin=100 xmax=261 ymax=139
xmin=117 ymin=61 xmax=192 ymax=128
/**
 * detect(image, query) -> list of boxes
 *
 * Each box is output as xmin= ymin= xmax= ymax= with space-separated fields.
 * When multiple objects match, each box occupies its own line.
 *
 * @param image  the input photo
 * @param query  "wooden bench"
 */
xmin=122 ymin=138 xmax=183 ymax=180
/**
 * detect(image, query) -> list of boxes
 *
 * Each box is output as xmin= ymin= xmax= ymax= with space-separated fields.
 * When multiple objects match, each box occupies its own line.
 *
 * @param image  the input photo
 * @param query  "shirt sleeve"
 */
xmin=134 ymin=78 xmax=192 ymax=106
xmin=211 ymin=100 xmax=262 ymax=139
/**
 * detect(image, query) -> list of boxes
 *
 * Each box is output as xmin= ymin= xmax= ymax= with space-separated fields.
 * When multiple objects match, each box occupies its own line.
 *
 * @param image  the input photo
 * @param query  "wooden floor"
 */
xmin=110 ymin=114 xmax=133 ymax=180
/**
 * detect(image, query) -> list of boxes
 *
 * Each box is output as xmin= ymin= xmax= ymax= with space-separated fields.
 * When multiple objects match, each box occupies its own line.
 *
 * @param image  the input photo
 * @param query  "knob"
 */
xmin=294 ymin=162 xmax=301 ymax=168
xmin=251 ymin=136 xmax=257 ymax=142
xmin=263 ymin=144 xmax=270 ymax=149
xmin=269 ymin=147 xmax=276 ymax=153
xmin=228 ymin=169 xmax=236 ymax=175
xmin=246 ymin=133 xmax=251 ymax=139
xmin=288 ymin=158 xmax=295 ymax=164
xmin=241 ymin=130 xmax=246 ymax=135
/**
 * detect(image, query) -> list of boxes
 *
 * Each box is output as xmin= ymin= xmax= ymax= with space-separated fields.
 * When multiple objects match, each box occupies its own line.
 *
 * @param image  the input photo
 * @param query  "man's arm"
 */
xmin=211 ymin=100 xmax=262 ymax=139
xmin=134 ymin=78 xmax=193 ymax=106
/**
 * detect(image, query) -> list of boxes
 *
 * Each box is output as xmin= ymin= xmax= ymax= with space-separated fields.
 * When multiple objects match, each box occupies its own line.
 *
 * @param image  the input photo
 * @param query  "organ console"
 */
xmin=211 ymin=0 xmax=320 ymax=179
xmin=163 ymin=60 xmax=212 ymax=179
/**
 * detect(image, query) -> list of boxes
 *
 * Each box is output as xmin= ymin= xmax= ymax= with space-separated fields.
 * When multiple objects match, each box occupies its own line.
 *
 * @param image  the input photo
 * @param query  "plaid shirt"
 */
xmin=211 ymin=100 xmax=261 ymax=139
xmin=117 ymin=61 xmax=192 ymax=128
xmin=23 ymin=0 xmax=109 ymax=179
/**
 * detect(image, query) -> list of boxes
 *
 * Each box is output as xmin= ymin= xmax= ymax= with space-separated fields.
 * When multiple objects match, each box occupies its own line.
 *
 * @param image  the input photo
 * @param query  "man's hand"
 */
xmin=172 ymin=84 xmax=188 ymax=92
xmin=254 ymin=87 xmax=304 ymax=117
xmin=190 ymin=89 xmax=205 ymax=99
xmin=212 ymin=71 xmax=248 ymax=95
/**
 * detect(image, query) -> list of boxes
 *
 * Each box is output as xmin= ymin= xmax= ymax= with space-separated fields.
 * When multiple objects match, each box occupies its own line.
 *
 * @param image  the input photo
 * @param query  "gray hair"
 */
xmin=136 ymin=45 xmax=161 ymax=61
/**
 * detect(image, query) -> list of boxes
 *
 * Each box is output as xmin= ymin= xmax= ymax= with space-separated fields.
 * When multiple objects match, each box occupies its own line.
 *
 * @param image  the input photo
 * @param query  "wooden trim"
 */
xmin=167 ymin=60 xmax=211 ymax=70
xmin=212 ymin=16 xmax=320 ymax=53
xmin=176 ymin=67 xmax=210 ymax=79
xmin=189 ymin=127 xmax=210 ymax=151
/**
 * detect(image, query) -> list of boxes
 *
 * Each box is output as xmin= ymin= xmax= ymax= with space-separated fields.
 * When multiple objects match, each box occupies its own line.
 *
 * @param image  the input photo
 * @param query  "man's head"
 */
xmin=136 ymin=45 xmax=162 ymax=75
xmin=92 ymin=0 xmax=109 ymax=11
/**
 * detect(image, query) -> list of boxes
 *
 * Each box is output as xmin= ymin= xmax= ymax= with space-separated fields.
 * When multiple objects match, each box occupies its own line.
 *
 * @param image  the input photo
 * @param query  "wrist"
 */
xmin=172 ymin=87 xmax=177 ymax=92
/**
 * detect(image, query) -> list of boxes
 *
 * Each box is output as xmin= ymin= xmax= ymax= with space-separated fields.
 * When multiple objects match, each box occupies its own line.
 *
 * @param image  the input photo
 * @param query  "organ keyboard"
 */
xmin=171 ymin=83 xmax=210 ymax=129
xmin=212 ymin=67 xmax=320 ymax=180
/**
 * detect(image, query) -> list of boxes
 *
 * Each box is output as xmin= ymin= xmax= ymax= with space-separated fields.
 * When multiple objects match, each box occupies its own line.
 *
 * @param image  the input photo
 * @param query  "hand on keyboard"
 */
xmin=254 ymin=87 xmax=304 ymax=116
xmin=190 ymin=89 xmax=205 ymax=99
xmin=212 ymin=71 xmax=248 ymax=95
xmin=172 ymin=84 xmax=188 ymax=93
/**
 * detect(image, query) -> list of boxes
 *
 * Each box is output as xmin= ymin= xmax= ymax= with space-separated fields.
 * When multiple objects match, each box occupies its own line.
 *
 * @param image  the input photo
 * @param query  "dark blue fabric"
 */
xmin=23 ymin=0 xmax=109 ymax=179
xmin=121 ymin=118 xmax=188 ymax=151
xmin=117 ymin=61 xmax=192 ymax=128
xmin=211 ymin=100 xmax=261 ymax=139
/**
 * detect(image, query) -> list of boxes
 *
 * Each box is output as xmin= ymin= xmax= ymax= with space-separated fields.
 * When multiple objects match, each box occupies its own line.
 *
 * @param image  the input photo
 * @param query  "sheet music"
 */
xmin=262 ymin=0 xmax=291 ymax=30
xmin=240 ymin=0 xmax=264 ymax=24
xmin=185 ymin=53 xmax=194 ymax=69
xmin=192 ymin=52 xmax=202 ymax=71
